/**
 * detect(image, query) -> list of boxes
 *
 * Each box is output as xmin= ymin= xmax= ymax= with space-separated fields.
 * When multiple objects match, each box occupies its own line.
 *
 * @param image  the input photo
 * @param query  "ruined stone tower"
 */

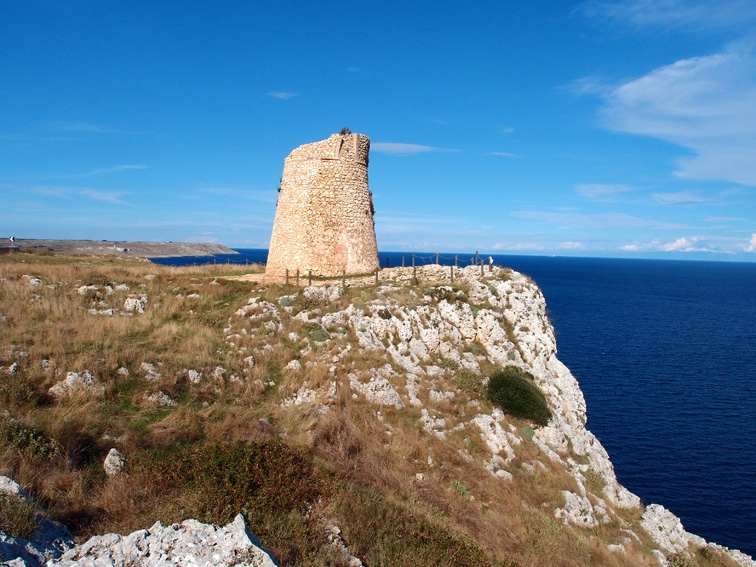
xmin=265 ymin=132 xmax=379 ymax=277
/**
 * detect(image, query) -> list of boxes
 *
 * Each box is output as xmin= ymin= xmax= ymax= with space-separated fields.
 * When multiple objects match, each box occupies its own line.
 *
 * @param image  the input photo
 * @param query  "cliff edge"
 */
xmin=0 ymin=260 xmax=752 ymax=567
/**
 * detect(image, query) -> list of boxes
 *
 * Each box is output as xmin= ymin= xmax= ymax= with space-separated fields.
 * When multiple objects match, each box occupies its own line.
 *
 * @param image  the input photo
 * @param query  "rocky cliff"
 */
xmin=1 ymin=263 xmax=752 ymax=567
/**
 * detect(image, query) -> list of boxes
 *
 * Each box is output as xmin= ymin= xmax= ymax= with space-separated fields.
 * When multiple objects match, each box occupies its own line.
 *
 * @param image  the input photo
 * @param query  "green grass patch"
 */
xmin=486 ymin=367 xmax=551 ymax=426
xmin=333 ymin=481 xmax=515 ymax=567
xmin=0 ymin=416 xmax=63 ymax=462
xmin=0 ymin=492 xmax=39 ymax=540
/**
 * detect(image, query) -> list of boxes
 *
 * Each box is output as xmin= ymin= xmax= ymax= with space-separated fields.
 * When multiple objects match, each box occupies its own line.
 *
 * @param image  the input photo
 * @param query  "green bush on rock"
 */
xmin=486 ymin=367 xmax=551 ymax=426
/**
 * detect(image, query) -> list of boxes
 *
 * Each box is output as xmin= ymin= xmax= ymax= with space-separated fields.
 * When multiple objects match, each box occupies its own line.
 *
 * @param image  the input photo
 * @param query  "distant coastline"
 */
xmin=1 ymin=239 xmax=237 ymax=258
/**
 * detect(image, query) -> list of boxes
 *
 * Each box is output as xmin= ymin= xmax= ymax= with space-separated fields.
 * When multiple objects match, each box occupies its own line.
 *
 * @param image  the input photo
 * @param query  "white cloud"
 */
xmin=652 ymin=191 xmax=710 ymax=205
xmin=560 ymin=241 xmax=584 ymax=249
xmin=705 ymin=216 xmax=744 ymax=222
xmin=45 ymin=165 xmax=147 ymax=179
xmin=620 ymin=235 xmax=741 ymax=253
xmin=79 ymin=189 xmax=130 ymax=205
xmin=599 ymin=42 xmax=756 ymax=186
xmin=661 ymin=236 xmax=694 ymax=251
xmin=489 ymin=152 xmax=522 ymax=158
xmin=746 ymin=233 xmax=756 ymax=252
xmin=579 ymin=0 xmax=756 ymax=32
xmin=268 ymin=91 xmax=298 ymax=100
xmin=575 ymin=183 xmax=637 ymax=198
xmin=51 ymin=121 xmax=119 ymax=134
xmin=491 ymin=242 xmax=545 ymax=251
xmin=511 ymin=210 xmax=689 ymax=229
xmin=371 ymin=143 xmax=457 ymax=155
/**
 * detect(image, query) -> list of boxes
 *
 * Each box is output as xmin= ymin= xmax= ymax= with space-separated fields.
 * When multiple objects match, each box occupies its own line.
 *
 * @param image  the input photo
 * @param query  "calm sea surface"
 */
xmin=152 ymin=250 xmax=756 ymax=555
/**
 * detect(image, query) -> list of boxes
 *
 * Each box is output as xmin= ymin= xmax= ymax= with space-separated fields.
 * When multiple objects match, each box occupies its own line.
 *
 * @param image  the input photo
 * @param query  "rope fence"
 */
xmin=167 ymin=251 xmax=497 ymax=270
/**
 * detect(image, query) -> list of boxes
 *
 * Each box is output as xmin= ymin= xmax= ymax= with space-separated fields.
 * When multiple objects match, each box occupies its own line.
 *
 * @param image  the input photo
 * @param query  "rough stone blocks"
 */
xmin=266 ymin=133 xmax=380 ymax=277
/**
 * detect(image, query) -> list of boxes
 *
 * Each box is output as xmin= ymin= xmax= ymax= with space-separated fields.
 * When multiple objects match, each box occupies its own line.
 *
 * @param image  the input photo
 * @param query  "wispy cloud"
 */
xmin=51 ymin=121 xmax=120 ymax=134
xmin=39 ymin=164 xmax=148 ymax=180
xmin=372 ymin=143 xmax=457 ymax=155
xmin=574 ymin=183 xmax=638 ymax=198
xmin=579 ymin=0 xmax=756 ymax=32
xmin=80 ymin=189 xmax=130 ymax=205
xmin=511 ymin=210 xmax=690 ymax=229
xmin=705 ymin=216 xmax=744 ymax=222
xmin=566 ymin=75 xmax=614 ymax=97
xmin=593 ymin=42 xmax=756 ymax=186
xmin=652 ymin=191 xmax=711 ymax=205
xmin=489 ymin=151 xmax=522 ymax=158
xmin=746 ymin=233 xmax=756 ymax=252
xmin=491 ymin=242 xmax=545 ymax=251
xmin=560 ymin=241 xmax=584 ymax=249
xmin=268 ymin=91 xmax=298 ymax=100
xmin=621 ymin=235 xmax=740 ymax=253
xmin=195 ymin=187 xmax=278 ymax=203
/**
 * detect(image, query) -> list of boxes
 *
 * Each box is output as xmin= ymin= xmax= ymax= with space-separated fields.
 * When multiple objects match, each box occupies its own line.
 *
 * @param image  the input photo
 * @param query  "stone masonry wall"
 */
xmin=265 ymin=133 xmax=379 ymax=277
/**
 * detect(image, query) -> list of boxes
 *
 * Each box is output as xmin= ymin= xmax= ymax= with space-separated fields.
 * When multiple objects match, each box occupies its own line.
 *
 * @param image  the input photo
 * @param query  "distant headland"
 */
xmin=0 ymin=238 xmax=237 ymax=258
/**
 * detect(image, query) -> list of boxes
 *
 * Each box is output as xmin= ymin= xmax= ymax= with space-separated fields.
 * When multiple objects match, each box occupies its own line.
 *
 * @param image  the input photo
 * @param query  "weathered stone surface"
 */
xmin=49 ymin=514 xmax=277 ymax=567
xmin=124 ymin=294 xmax=148 ymax=314
xmin=103 ymin=448 xmax=126 ymax=478
xmin=266 ymin=133 xmax=379 ymax=277
xmin=0 ymin=476 xmax=75 ymax=566
xmin=48 ymin=371 xmax=103 ymax=399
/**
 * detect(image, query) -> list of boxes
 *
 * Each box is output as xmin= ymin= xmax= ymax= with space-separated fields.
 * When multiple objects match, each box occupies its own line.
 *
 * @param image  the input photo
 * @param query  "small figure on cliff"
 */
xmin=340 ymin=127 xmax=352 ymax=135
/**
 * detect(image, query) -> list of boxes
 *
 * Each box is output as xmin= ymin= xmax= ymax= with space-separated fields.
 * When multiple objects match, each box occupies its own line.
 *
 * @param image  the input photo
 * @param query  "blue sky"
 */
xmin=2 ymin=0 xmax=756 ymax=261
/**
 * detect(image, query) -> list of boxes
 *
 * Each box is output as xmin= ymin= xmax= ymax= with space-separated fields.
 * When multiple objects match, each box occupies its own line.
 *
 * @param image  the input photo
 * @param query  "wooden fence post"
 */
xmin=342 ymin=270 xmax=345 ymax=290
xmin=436 ymin=252 xmax=439 ymax=265
xmin=308 ymin=270 xmax=312 ymax=286
xmin=455 ymin=255 xmax=458 ymax=268
xmin=451 ymin=265 xmax=454 ymax=284
xmin=285 ymin=269 xmax=289 ymax=285
xmin=375 ymin=269 xmax=379 ymax=285
xmin=296 ymin=269 xmax=299 ymax=287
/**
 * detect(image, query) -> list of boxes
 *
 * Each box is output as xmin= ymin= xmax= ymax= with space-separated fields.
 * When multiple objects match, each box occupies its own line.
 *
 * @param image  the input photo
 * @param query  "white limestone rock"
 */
xmin=419 ymin=408 xmax=447 ymax=438
xmin=349 ymin=365 xmax=403 ymax=409
xmin=473 ymin=412 xmax=518 ymax=470
xmin=103 ymin=448 xmax=126 ymax=478
xmin=49 ymin=514 xmax=276 ymax=567
xmin=48 ymin=371 xmax=103 ymax=399
xmin=304 ymin=285 xmax=342 ymax=302
xmin=0 ymin=476 xmax=76 ymax=566
xmin=285 ymin=359 xmax=302 ymax=372
xmin=641 ymin=503 xmax=706 ymax=555
xmin=145 ymin=391 xmax=177 ymax=407
xmin=77 ymin=284 xmax=100 ymax=296
xmin=555 ymin=490 xmax=610 ymax=528
xmin=140 ymin=362 xmax=162 ymax=381
xmin=123 ymin=294 xmax=148 ymax=314
xmin=186 ymin=369 xmax=202 ymax=384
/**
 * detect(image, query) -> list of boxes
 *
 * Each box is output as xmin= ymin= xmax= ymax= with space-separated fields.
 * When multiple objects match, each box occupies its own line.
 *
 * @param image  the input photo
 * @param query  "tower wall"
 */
xmin=265 ymin=133 xmax=379 ymax=277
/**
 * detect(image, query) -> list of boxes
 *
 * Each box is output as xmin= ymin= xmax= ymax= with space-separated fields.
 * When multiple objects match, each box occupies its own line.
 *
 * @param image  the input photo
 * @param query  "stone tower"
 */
xmin=265 ymin=132 xmax=379 ymax=277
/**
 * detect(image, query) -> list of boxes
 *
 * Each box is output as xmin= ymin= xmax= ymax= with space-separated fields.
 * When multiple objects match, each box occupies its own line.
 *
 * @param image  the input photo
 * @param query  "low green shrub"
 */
xmin=0 ymin=492 xmax=39 ymax=540
xmin=0 ymin=416 xmax=63 ymax=462
xmin=486 ymin=367 xmax=551 ymax=426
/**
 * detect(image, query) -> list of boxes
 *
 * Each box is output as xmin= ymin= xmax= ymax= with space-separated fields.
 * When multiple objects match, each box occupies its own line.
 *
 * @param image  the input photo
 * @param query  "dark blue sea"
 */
xmin=152 ymin=250 xmax=756 ymax=555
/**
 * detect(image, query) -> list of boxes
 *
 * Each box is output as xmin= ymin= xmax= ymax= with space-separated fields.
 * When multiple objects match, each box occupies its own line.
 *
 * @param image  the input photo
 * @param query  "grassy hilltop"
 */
xmin=0 ymin=252 xmax=740 ymax=567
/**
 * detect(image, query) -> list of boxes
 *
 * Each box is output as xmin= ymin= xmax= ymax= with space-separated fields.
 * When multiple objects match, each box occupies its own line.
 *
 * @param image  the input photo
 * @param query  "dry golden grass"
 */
xmin=0 ymin=251 xmax=701 ymax=567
